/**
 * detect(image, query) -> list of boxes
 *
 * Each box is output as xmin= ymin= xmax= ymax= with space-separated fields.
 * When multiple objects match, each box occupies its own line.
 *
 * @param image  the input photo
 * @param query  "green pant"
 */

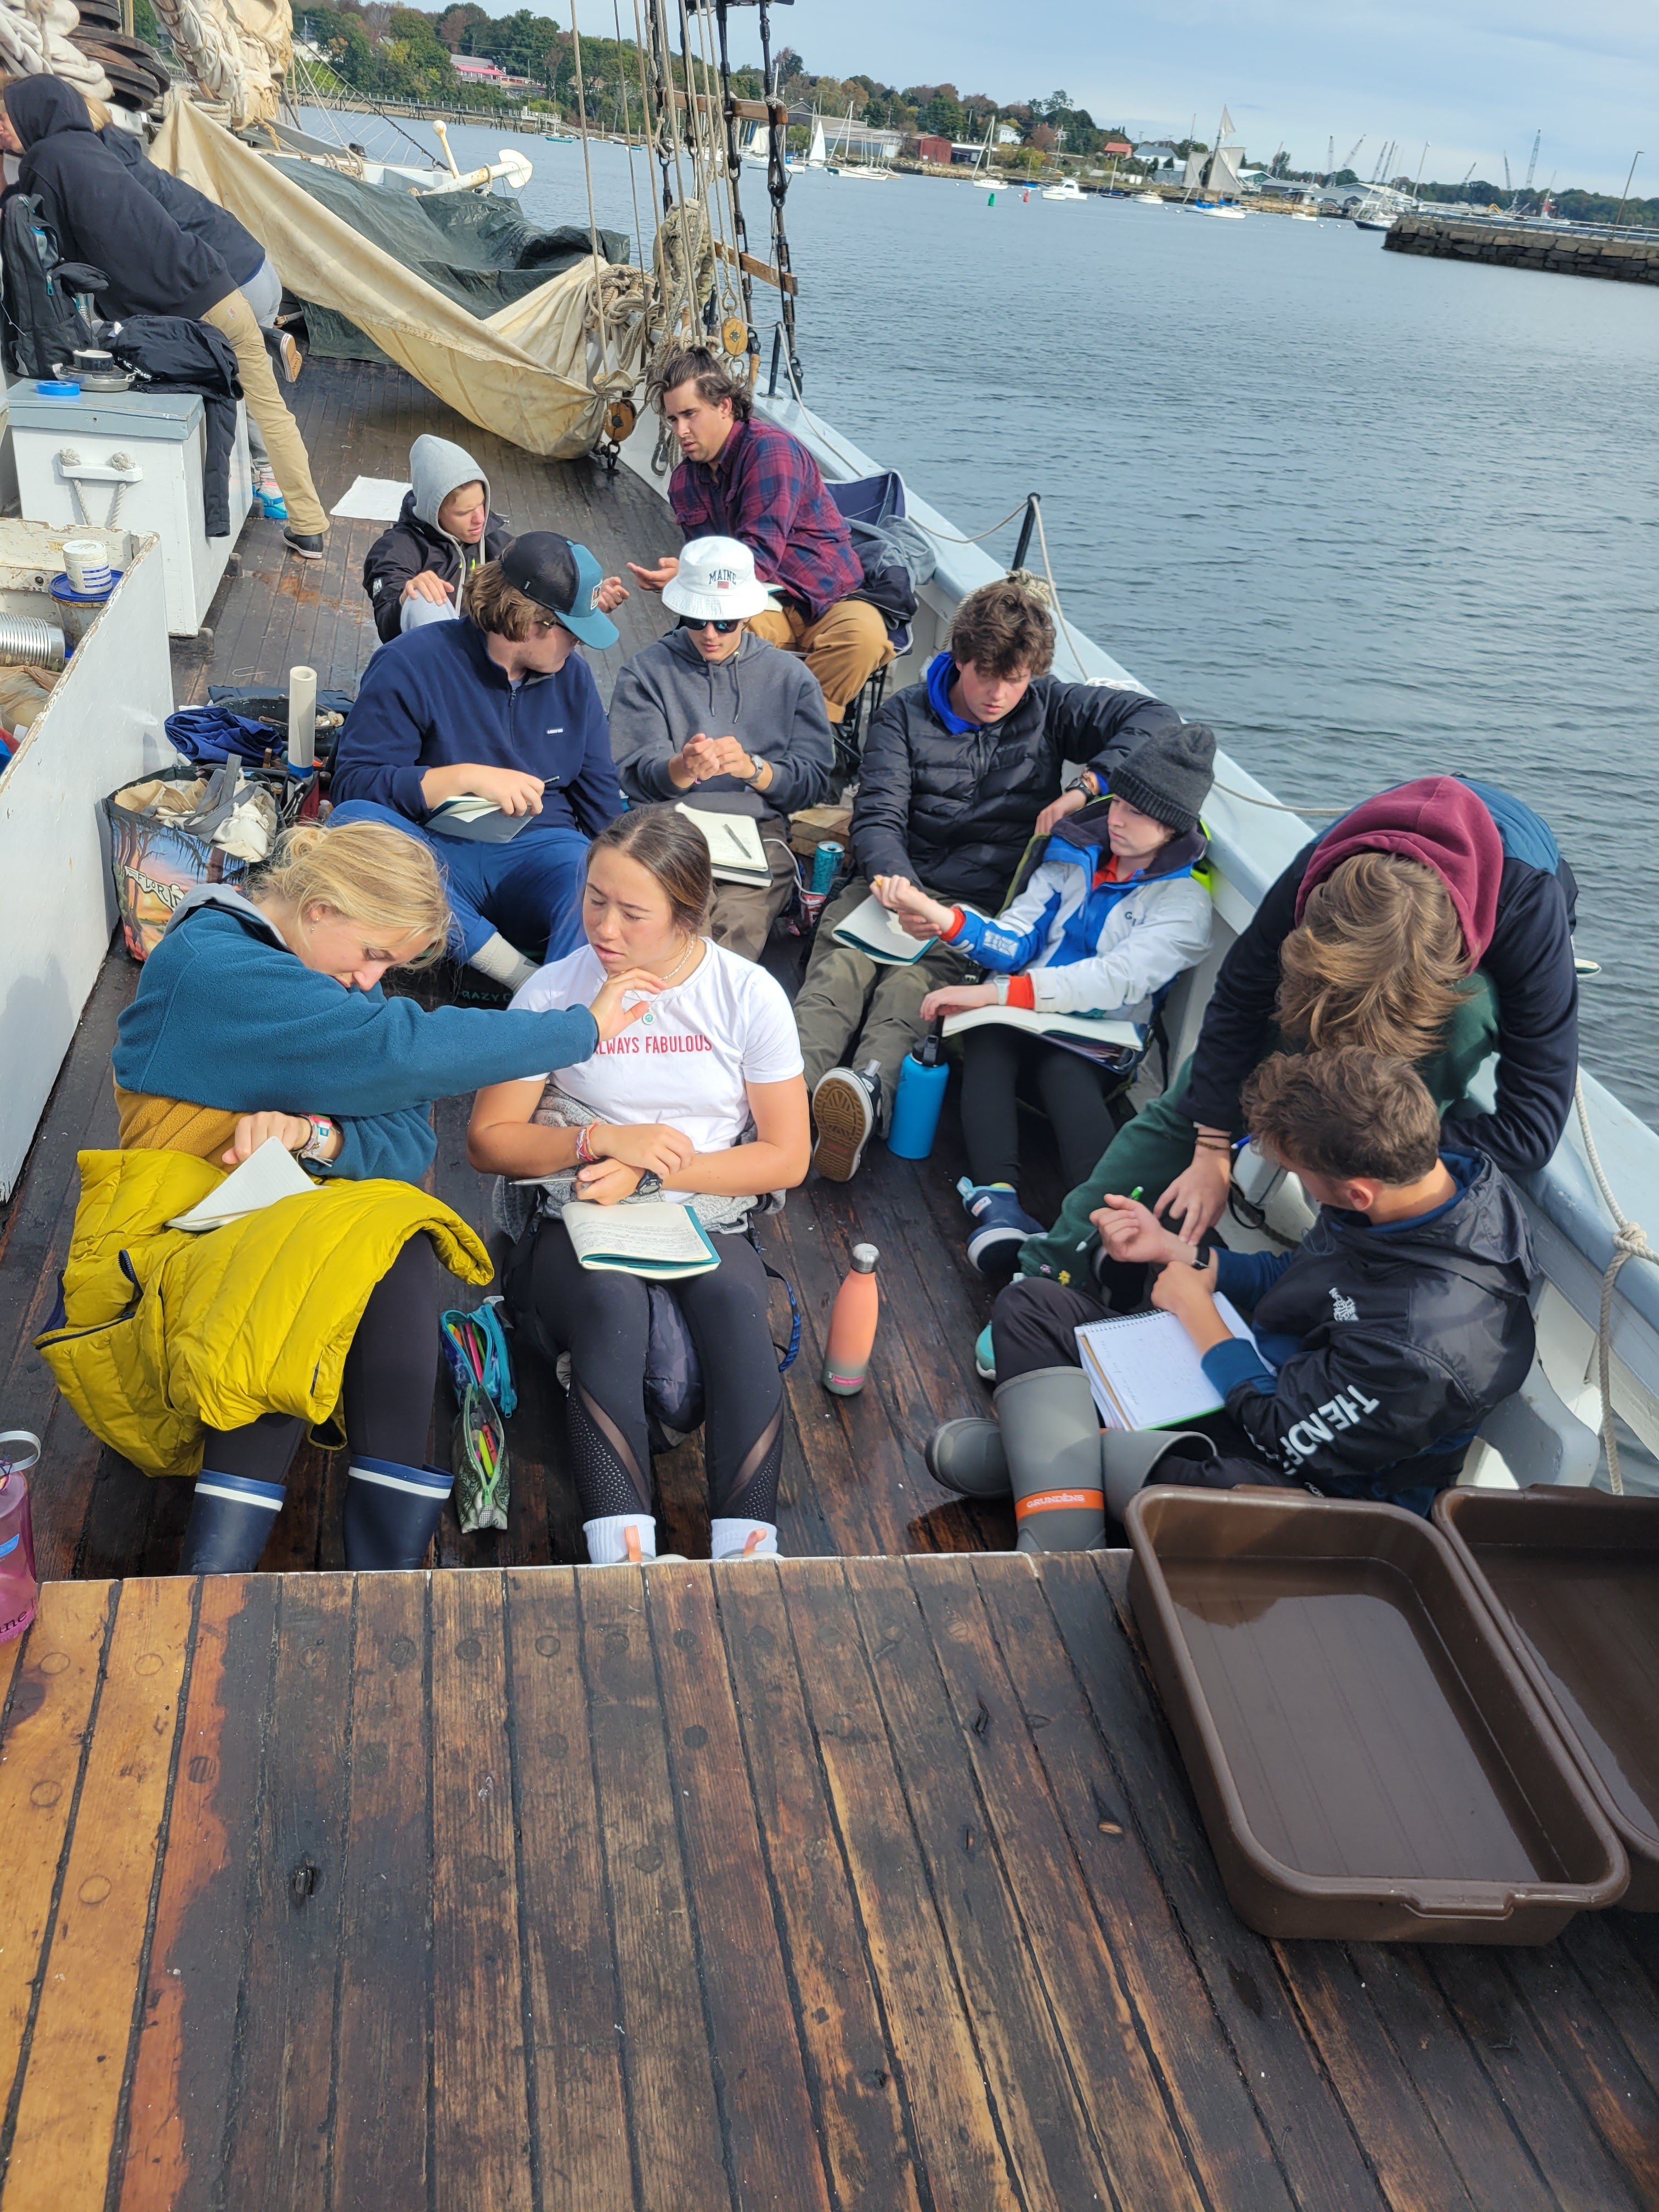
xmin=795 ymin=876 xmax=970 ymax=1131
xmin=1017 ymin=974 xmax=1501 ymax=1285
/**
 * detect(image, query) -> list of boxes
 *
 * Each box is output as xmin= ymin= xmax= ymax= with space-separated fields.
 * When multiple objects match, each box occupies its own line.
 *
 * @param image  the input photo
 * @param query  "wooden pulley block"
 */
xmin=721 ymin=316 xmax=748 ymax=358
xmin=603 ymin=397 xmax=637 ymax=444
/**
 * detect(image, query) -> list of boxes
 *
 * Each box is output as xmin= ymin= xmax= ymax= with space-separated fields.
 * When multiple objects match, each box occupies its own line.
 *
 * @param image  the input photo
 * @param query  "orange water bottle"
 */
xmin=822 ymin=1244 xmax=880 ymax=1396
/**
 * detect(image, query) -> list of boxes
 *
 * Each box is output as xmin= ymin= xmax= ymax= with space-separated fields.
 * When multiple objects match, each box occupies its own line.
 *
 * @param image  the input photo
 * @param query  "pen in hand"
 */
xmin=1079 ymin=1186 xmax=1141 ymax=1250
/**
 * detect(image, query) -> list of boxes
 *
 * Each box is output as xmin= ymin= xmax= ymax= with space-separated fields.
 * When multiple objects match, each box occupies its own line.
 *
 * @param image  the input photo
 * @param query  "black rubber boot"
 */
xmin=178 ymin=1471 xmax=285 ymax=1573
xmin=342 ymin=1457 xmax=452 ymax=1571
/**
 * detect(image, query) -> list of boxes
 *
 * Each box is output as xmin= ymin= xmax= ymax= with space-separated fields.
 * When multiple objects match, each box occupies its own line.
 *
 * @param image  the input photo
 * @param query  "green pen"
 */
xmin=1079 ymin=1186 xmax=1145 ymax=1250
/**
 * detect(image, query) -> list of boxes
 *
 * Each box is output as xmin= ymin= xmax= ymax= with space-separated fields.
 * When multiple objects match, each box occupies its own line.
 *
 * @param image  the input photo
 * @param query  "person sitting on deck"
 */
xmin=877 ymin=724 xmax=1216 ymax=1276
xmin=797 ymin=577 xmax=1184 ymax=1182
xmin=362 ymin=433 xmax=514 ymax=641
xmin=469 ymin=806 xmax=810 ymax=1568
xmin=927 ymin=1048 xmax=1538 ymax=1543
xmin=0 ymin=75 xmax=331 ymax=561
xmin=610 ymin=535 xmax=834 ymax=960
xmin=625 ymin=344 xmax=891 ymax=727
xmin=1011 ymin=773 xmax=1580 ymax=1308
xmin=33 ymin=821 xmax=660 ymax=1578
xmin=330 ymin=534 xmax=629 ymax=994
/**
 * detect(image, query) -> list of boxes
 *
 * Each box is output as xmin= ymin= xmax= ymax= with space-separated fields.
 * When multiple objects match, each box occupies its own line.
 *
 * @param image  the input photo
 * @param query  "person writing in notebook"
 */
xmin=467 ymin=806 xmax=810 ymax=1570
xmin=934 ymin=1048 xmax=1536 ymax=1531
xmin=881 ymin=724 xmax=1215 ymax=1277
xmin=610 ymin=535 xmax=834 ymax=959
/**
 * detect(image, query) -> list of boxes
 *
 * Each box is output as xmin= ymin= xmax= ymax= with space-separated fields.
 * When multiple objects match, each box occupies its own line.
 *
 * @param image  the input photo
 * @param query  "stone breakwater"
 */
xmin=1385 ymin=213 xmax=1659 ymax=284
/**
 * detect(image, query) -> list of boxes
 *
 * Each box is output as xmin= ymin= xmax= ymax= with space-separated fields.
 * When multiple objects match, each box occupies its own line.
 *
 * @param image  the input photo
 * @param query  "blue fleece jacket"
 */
xmin=329 ymin=618 xmax=623 ymax=837
xmin=113 ymin=891 xmax=601 ymax=1184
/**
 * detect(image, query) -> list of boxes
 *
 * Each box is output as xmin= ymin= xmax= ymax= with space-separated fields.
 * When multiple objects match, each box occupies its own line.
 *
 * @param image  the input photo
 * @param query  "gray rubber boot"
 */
xmin=924 ymin=1418 xmax=1011 ymax=1498
xmin=1101 ymin=1428 xmax=1218 ymax=1521
xmin=992 ymin=1364 xmax=1105 ymax=1553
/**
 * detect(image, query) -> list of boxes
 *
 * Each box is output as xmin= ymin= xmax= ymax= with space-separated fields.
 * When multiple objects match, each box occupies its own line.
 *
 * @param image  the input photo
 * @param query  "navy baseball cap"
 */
xmin=499 ymin=531 xmax=619 ymax=649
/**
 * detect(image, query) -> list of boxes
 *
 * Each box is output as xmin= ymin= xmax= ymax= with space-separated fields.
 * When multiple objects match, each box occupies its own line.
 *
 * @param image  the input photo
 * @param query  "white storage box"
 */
xmin=0 ymin=523 xmax=173 ymax=1195
xmin=8 ymin=386 xmax=250 ymax=635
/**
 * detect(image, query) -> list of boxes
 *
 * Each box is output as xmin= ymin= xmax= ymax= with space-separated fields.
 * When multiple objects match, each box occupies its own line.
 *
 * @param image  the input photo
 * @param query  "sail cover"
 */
xmin=152 ymin=95 xmax=648 ymax=458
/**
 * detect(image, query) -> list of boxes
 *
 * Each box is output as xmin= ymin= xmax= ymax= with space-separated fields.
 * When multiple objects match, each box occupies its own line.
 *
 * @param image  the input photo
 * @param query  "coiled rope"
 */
xmin=1571 ymin=1072 xmax=1657 ymax=1494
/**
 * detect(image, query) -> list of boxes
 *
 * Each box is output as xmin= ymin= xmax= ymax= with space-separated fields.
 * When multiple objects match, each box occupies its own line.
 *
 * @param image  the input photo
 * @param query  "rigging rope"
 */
xmin=565 ymin=0 xmax=614 ymax=376
xmin=1571 ymin=1072 xmax=1657 ymax=1495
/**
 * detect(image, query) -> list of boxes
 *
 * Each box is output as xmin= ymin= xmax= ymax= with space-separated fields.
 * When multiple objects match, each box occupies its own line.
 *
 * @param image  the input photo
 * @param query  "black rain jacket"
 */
xmin=7 ymin=76 xmax=230 ymax=321
xmin=1222 ymin=1150 xmax=1536 ymax=1497
xmin=98 ymin=124 xmax=263 ymax=290
xmin=850 ymin=672 xmax=1183 ymax=907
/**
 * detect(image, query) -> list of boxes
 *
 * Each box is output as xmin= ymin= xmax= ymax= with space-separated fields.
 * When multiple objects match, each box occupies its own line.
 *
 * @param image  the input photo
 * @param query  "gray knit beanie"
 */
xmin=1108 ymin=723 xmax=1216 ymax=834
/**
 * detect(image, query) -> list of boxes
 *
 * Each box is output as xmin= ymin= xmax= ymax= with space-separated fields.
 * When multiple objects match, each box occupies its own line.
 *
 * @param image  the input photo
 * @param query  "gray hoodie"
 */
xmin=609 ymin=625 xmax=836 ymax=818
xmin=362 ymin=434 xmax=512 ymax=644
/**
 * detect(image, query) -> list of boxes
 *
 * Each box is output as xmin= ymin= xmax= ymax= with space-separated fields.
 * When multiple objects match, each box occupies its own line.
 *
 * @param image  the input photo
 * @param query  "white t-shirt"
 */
xmin=511 ymin=939 xmax=804 ymax=1200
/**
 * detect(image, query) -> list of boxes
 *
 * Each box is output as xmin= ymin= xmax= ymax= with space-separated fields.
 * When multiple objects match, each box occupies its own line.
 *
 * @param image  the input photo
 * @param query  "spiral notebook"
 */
xmin=1075 ymin=1296 xmax=1259 ymax=1430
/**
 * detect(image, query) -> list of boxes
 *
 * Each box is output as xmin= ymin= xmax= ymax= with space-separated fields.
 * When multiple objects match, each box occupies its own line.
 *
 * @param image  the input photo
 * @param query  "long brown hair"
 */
xmin=586 ymin=804 xmax=712 ymax=936
xmin=1275 ymin=853 xmax=1469 ymax=1066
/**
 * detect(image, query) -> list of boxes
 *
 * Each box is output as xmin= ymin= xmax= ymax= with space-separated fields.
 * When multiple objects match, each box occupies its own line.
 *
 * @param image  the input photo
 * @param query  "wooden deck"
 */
xmin=1 ymin=354 xmax=1076 ymax=1580
xmin=3 ymin=1550 xmax=1657 ymax=2212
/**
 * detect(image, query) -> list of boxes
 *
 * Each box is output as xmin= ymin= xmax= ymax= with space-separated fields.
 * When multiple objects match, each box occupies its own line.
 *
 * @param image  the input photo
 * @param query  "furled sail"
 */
xmin=0 ymin=0 xmax=113 ymax=102
xmin=146 ymin=0 xmax=290 ymax=126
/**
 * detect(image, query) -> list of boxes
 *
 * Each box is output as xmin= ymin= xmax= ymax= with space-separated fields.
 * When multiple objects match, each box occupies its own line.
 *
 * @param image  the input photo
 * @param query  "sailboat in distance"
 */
xmin=1185 ymin=108 xmax=1248 ymax=217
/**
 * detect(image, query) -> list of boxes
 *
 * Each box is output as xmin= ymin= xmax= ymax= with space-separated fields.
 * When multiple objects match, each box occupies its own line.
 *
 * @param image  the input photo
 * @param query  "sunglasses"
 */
xmin=678 ymin=615 xmax=741 ymax=635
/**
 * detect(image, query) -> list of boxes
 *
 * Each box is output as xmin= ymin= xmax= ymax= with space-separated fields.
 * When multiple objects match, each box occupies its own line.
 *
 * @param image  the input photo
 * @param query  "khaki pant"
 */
xmin=747 ymin=595 xmax=893 ymax=723
xmin=200 ymin=289 xmax=328 ymax=538
xmin=794 ymin=876 xmax=970 ymax=1130
xmin=708 ymin=810 xmax=799 ymax=962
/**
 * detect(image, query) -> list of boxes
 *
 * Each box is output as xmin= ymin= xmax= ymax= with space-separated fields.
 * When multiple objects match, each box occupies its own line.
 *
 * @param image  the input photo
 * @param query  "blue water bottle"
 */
xmin=887 ymin=1025 xmax=949 ymax=1160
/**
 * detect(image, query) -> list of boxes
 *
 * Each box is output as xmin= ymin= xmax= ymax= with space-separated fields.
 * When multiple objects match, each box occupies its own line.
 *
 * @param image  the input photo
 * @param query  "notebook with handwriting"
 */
xmin=1075 ymin=1297 xmax=1259 ymax=1430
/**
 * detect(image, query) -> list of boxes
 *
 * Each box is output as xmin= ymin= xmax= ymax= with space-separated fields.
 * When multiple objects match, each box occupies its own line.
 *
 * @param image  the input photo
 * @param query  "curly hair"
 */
xmin=949 ymin=578 xmax=1056 ymax=679
xmin=1244 ymin=1047 xmax=1442 ymax=1185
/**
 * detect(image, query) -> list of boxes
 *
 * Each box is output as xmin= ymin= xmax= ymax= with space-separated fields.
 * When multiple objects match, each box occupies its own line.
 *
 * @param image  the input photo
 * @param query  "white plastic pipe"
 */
xmin=287 ymin=664 xmax=317 ymax=773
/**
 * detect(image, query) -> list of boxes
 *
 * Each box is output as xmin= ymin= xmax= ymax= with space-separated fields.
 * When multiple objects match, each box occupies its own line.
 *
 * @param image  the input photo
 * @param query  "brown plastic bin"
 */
xmin=1435 ymin=1488 xmax=1659 ymax=1911
xmin=1125 ymin=1488 xmax=1629 ymax=1942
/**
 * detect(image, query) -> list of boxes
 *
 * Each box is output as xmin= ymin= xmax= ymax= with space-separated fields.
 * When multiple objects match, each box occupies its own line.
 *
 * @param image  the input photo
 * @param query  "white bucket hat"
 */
xmin=662 ymin=535 xmax=780 ymax=621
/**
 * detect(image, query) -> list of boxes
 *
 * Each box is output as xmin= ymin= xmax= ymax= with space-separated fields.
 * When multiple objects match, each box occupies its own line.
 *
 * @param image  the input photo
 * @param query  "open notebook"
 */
xmin=166 ymin=1137 xmax=318 ymax=1232
xmin=675 ymin=803 xmax=771 ymax=887
xmin=830 ymin=893 xmax=936 ymax=966
xmin=942 ymin=1003 xmax=1141 ymax=1067
xmin=1075 ymin=1296 xmax=1260 ymax=1430
xmin=560 ymin=1198 xmax=721 ymax=1279
xmin=426 ymin=793 xmax=537 ymax=844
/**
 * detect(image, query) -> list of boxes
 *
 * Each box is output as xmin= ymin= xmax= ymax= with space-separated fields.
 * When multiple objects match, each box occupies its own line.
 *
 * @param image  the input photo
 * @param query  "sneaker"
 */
xmin=276 ymin=330 xmax=303 ymax=383
xmin=255 ymin=482 xmax=287 ymax=522
xmin=974 ymin=1323 xmax=996 ymax=1383
xmin=957 ymin=1178 xmax=1045 ymax=1279
xmin=811 ymin=1062 xmax=881 ymax=1182
xmin=283 ymin=528 xmax=325 ymax=561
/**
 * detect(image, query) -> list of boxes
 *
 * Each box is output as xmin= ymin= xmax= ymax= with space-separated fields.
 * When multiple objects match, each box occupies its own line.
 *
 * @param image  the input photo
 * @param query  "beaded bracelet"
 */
xmin=575 ymin=1122 xmax=600 ymax=1167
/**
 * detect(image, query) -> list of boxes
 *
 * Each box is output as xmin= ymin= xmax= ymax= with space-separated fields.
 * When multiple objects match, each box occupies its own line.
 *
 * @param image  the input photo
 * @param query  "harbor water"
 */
xmin=382 ymin=122 xmax=1659 ymax=1126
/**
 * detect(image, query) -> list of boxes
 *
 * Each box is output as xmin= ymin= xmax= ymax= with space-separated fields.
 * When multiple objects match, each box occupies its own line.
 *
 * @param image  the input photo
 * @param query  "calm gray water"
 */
xmin=394 ymin=124 xmax=1659 ymax=1124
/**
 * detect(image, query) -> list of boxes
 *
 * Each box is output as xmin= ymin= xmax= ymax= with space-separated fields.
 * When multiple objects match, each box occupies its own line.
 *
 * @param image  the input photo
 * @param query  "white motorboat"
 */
xmin=1041 ymin=178 xmax=1086 ymax=202
xmin=1133 ymin=190 xmax=1165 ymax=205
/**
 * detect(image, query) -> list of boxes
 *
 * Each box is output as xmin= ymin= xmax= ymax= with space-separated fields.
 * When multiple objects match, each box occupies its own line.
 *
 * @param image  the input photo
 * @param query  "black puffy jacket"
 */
xmin=98 ymin=125 xmax=263 ymax=290
xmin=1215 ymin=1149 xmax=1536 ymax=1497
xmin=850 ymin=669 xmax=1183 ymax=907
xmin=362 ymin=492 xmax=512 ymax=644
xmin=6 ymin=77 xmax=230 ymax=321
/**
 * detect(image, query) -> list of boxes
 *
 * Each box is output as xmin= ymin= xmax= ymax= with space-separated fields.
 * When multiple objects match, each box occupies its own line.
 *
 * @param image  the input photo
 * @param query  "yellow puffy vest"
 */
xmin=36 ymin=1148 xmax=492 ymax=1477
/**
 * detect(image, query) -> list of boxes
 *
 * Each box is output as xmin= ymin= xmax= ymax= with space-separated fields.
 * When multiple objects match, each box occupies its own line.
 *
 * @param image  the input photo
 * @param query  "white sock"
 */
xmin=584 ymin=1513 xmax=657 ymax=1565
xmin=710 ymin=1517 xmax=778 ymax=1561
xmin=470 ymin=932 xmax=538 ymax=990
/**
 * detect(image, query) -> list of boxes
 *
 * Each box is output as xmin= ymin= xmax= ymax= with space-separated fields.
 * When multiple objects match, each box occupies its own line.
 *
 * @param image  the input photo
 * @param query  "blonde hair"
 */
xmin=1276 ymin=852 xmax=1469 ymax=1066
xmin=252 ymin=820 xmax=450 ymax=967
xmin=464 ymin=560 xmax=547 ymax=641
xmin=82 ymin=91 xmax=113 ymax=131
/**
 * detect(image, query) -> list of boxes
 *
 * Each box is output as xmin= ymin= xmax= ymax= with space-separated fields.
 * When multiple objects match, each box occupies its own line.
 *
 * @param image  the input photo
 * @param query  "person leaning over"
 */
xmin=627 ymin=345 xmax=891 ymax=726
xmin=610 ymin=535 xmax=834 ymax=960
xmin=35 ymin=820 xmax=661 ymax=1578
xmin=1014 ymin=773 xmax=1579 ymax=1305
xmin=882 ymin=724 xmax=1216 ymax=1275
xmin=0 ymin=76 xmax=331 ymax=559
xmin=330 ymin=533 xmax=628 ymax=992
xmin=363 ymin=433 xmax=513 ymax=641
xmin=799 ymin=577 xmax=1183 ymax=1181
xmin=469 ymin=806 xmax=810 ymax=1568
xmin=931 ymin=1048 xmax=1536 ymax=1539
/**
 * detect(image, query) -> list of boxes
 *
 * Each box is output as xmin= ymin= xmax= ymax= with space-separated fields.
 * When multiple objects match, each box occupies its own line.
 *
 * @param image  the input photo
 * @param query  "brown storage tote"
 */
xmin=1126 ymin=1488 xmax=1629 ymax=1942
xmin=1435 ymin=1488 xmax=1659 ymax=1910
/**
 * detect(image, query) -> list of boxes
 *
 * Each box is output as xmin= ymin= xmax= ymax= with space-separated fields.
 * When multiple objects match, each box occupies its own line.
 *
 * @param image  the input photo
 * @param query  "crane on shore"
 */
xmin=1519 ymin=128 xmax=1542 ymax=212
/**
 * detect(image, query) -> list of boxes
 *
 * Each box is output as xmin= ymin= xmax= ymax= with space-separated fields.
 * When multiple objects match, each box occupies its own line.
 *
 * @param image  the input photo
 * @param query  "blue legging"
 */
xmin=328 ymin=798 xmax=589 ymax=963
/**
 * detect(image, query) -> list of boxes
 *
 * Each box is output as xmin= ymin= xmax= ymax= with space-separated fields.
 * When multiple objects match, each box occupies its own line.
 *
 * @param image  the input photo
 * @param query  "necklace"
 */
xmin=657 ymin=934 xmax=699 ymax=986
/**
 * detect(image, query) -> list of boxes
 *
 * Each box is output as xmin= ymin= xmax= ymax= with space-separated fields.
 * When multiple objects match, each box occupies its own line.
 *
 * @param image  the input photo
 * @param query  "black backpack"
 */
xmin=0 ymin=193 xmax=91 ymax=378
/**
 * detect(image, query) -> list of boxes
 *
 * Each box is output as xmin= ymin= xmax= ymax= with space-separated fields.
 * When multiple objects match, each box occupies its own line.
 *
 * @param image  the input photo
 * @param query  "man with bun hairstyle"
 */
xmin=330 ymin=533 xmax=628 ymax=990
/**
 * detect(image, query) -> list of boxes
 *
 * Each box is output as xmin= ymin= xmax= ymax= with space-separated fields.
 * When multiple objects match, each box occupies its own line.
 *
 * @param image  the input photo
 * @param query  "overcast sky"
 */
xmin=687 ymin=0 xmax=1657 ymax=194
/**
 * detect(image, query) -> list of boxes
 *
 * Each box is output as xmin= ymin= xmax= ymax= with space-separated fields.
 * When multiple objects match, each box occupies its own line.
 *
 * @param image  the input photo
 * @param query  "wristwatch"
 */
xmin=1064 ymin=771 xmax=1099 ymax=799
xmin=635 ymin=1170 xmax=664 ymax=1197
xmin=297 ymin=1116 xmax=336 ymax=1163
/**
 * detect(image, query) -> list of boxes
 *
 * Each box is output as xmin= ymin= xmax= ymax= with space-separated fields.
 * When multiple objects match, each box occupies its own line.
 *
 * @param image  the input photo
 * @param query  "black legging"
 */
xmin=960 ymin=1026 xmax=1119 ymax=1194
xmin=199 ymin=1237 xmax=438 ymax=1483
xmin=524 ymin=1216 xmax=783 ymax=1526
